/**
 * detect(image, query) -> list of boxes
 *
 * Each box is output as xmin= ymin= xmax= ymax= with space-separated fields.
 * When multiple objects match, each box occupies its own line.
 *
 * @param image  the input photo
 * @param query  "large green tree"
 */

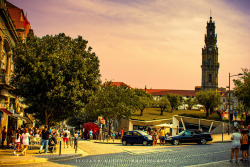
xmin=155 ymin=97 xmax=171 ymax=115
xmin=196 ymin=90 xmax=221 ymax=118
xmin=233 ymin=68 xmax=250 ymax=123
xmin=167 ymin=93 xmax=182 ymax=112
xmin=185 ymin=97 xmax=197 ymax=110
xmin=11 ymin=33 xmax=101 ymax=126
xmin=133 ymin=89 xmax=152 ymax=116
xmin=85 ymin=82 xmax=139 ymax=132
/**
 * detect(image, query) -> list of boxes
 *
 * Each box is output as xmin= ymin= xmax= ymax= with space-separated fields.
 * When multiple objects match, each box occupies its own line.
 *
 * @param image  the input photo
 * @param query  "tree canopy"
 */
xmin=185 ymin=97 xmax=197 ymax=110
xmin=133 ymin=89 xmax=153 ymax=116
xmin=155 ymin=97 xmax=171 ymax=115
xmin=233 ymin=68 xmax=250 ymax=112
xmin=85 ymin=82 xmax=139 ymax=130
xmin=11 ymin=33 xmax=101 ymax=126
xmin=196 ymin=90 xmax=221 ymax=117
xmin=167 ymin=93 xmax=182 ymax=112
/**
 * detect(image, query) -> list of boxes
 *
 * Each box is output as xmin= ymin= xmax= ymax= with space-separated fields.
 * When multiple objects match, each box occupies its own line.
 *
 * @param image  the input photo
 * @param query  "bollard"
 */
xmin=74 ymin=138 xmax=75 ymax=149
xmin=59 ymin=141 xmax=61 ymax=156
xmin=74 ymin=140 xmax=77 ymax=153
xmin=75 ymin=139 xmax=77 ymax=153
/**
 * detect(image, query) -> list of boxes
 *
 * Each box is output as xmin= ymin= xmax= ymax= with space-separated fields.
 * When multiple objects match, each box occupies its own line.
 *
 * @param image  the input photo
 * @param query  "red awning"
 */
xmin=0 ymin=108 xmax=13 ymax=115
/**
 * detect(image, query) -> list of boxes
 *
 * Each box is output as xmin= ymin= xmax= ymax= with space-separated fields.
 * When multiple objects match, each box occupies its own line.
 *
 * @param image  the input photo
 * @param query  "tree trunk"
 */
xmin=140 ymin=109 xmax=143 ymax=116
xmin=206 ymin=107 xmax=209 ymax=118
xmin=45 ymin=111 xmax=49 ymax=127
xmin=160 ymin=108 xmax=164 ymax=115
xmin=108 ymin=119 xmax=112 ymax=137
xmin=210 ymin=108 xmax=214 ymax=115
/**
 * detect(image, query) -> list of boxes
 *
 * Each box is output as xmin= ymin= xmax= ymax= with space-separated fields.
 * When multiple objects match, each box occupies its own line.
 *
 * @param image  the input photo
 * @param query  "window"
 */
xmin=209 ymin=74 xmax=212 ymax=82
xmin=185 ymin=131 xmax=192 ymax=135
xmin=125 ymin=131 xmax=133 ymax=136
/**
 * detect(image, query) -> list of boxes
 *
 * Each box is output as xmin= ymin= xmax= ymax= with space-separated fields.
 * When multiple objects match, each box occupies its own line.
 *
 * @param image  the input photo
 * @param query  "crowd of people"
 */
xmin=1 ymin=125 xmax=80 ymax=156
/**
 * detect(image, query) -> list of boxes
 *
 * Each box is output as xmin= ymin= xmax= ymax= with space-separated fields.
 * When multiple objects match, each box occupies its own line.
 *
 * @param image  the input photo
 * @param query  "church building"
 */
xmin=201 ymin=17 xmax=219 ymax=91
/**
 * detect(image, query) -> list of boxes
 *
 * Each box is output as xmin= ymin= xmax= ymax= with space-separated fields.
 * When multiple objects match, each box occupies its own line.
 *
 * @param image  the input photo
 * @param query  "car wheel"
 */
xmin=122 ymin=140 xmax=127 ymax=145
xmin=172 ymin=139 xmax=179 ymax=145
xmin=200 ymin=139 xmax=206 ymax=145
xmin=143 ymin=140 xmax=148 ymax=146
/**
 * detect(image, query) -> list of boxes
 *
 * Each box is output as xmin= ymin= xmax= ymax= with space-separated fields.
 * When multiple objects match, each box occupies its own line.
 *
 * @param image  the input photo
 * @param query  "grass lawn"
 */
xmin=131 ymin=108 xmax=222 ymax=121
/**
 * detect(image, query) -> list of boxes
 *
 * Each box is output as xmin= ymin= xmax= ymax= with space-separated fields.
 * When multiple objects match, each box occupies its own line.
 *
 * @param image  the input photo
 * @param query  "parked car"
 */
xmin=165 ymin=129 xmax=213 ymax=145
xmin=122 ymin=130 xmax=153 ymax=145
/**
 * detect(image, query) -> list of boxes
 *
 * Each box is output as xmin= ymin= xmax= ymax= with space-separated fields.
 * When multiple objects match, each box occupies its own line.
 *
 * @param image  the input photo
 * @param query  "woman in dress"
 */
xmin=14 ymin=130 xmax=22 ymax=156
xmin=21 ymin=128 xmax=30 ymax=156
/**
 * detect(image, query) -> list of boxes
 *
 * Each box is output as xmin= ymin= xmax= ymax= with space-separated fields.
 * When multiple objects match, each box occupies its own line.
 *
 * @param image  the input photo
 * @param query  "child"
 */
xmin=14 ymin=130 xmax=22 ymax=156
xmin=152 ymin=129 xmax=158 ymax=146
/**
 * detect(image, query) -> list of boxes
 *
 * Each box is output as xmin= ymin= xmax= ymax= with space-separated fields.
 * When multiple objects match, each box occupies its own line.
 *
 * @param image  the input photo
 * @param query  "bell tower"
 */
xmin=201 ymin=17 xmax=219 ymax=91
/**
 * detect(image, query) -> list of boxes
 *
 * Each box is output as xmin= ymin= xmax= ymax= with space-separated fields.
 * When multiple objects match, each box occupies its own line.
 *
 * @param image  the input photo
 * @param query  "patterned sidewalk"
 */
xmin=0 ymin=141 xmax=87 ymax=165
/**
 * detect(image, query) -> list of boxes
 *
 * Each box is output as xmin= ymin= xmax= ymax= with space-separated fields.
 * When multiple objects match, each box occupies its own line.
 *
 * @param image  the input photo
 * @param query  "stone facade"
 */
xmin=0 ymin=0 xmax=33 ymax=145
xmin=201 ymin=17 xmax=219 ymax=91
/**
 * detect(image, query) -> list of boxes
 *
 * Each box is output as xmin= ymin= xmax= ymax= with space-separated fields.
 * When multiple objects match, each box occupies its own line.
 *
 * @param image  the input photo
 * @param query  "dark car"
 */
xmin=165 ymin=129 xmax=213 ymax=145
xmin=122 ymin=130 xmax=153 ymax=145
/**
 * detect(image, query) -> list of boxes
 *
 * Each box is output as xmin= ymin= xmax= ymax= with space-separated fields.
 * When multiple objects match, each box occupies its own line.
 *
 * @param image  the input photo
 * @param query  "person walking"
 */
xmin=89 ymin=129 xmax=93 ymax=140
xmin=21 ymin=128 xmax=30 ymax=156
xmin=63 ymin=128 xmax=70 ymax=148
xmin=39 ymin=126 xmax=50 ymax=154
xmin=159 ymin=127 xmax=165 ymax=146
xmin=1 ymin=126 xmax=6 ymax=147
xmin=234 ymin=111 xmax=238 ymax=121
xmin=7 ymin=126 xmax=13 ymax=147
xmin=230 ymin=128 xmax=242 ymax=163
xmin=152 ymin=129 xmax=158 ymax=146
xmin=112 ymin=131 xmax=115 ymax=142
xmin=241 ymin=130 xmax=249 ymax=162
xmin=222 ymin=111 xmax=225 ymax=121
xmin=120 ymin=128 xmax=124 ymax=140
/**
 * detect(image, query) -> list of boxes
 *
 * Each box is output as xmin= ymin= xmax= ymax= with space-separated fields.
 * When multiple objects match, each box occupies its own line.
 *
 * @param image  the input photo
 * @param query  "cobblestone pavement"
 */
xmin=2 ymin=143 xmax=249 ymax=167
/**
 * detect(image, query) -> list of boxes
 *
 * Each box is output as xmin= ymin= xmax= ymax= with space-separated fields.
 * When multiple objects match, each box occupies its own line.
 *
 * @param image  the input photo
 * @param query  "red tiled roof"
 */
xmin=110 ymin=82 xmax=133 ymax=89
xmin=6 ymin=1 xmax=31 ymax=37
xmin=145 ymin=89 xmax=196 ymax=96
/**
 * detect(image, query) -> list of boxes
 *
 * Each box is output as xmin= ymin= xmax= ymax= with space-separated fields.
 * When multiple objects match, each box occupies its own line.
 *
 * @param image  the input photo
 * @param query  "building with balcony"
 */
xmin=0 ymin=0 xmax=33 ymax=144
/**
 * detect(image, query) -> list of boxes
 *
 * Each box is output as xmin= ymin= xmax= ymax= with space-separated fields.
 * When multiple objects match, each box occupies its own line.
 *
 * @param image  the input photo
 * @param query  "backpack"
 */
xmin=64 ymin=132 xmax=67 ymax=138
xmin=242 ymin=134 xmax=248 ymax=145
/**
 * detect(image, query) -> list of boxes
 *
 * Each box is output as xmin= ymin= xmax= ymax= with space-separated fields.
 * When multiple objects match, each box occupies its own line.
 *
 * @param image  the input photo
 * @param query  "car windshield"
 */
xmin=178 ymin=131 xmax=185 ymax=135
xmin=137 ymin=131 xmax=149 ymax=136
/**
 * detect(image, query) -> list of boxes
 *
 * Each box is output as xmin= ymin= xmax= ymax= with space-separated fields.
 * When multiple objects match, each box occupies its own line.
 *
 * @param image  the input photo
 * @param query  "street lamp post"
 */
xmin=228 ymin=72 xmax=243 ymax=135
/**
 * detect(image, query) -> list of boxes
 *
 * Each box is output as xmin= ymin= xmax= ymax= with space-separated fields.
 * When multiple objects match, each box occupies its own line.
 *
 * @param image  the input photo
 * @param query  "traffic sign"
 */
xmin=101 ymin=119 xmax=105 ymax=124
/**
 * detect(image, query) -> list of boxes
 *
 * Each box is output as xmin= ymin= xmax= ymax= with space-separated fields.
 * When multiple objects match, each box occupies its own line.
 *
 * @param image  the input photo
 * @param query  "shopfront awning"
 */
xmin=12 ymin=114 xmax=29 ymax=122
xmin=155 ymin=123 xmax=173 ymax=128
xmin=0 ymin=108 xmax=13 ymax=115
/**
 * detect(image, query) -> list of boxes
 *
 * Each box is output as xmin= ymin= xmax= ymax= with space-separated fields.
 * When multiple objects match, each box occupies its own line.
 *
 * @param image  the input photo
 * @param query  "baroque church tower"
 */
xmin=201 ymin=17 xmax=219 ymax=91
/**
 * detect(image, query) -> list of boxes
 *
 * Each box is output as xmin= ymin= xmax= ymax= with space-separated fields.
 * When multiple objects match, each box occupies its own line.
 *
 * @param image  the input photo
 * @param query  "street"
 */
xmin=3 ymin=142 xmax=249 ymax=167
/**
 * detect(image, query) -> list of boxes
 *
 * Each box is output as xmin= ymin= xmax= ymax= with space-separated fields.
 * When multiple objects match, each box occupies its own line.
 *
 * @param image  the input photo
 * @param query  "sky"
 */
xmin=8 ymin=0 xmax=250 ymax=90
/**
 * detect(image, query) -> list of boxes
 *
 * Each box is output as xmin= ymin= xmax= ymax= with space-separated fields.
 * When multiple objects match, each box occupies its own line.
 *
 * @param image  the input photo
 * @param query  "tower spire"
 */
xmin=210 ymin=9 xmax=212 ymax=21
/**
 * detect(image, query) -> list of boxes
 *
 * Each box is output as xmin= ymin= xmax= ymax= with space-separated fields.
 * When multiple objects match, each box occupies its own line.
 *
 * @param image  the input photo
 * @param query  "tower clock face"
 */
xmin=209 ymin=48 xmax=212 ymax=51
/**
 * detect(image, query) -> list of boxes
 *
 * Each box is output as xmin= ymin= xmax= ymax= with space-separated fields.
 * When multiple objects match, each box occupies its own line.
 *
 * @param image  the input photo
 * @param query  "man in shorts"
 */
xmin=159 ymin=127 xmax=165 ymax=146
xmin=63 ymin=128 xmax=70 ymax=148
xmin=230 ymin=128 xmax=242 ymax=163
